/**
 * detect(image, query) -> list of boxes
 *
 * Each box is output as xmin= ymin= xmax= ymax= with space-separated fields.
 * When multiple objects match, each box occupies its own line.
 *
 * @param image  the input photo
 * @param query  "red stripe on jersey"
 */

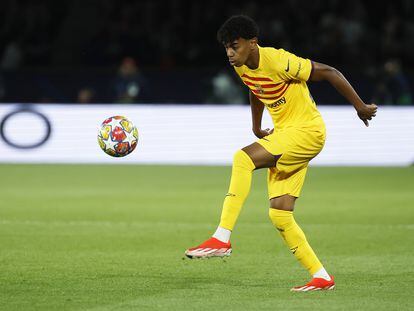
xmin=252 ymin=83 xmax=289 ymax=96
xmin=242 ymin=74 xmax=273 ymax=82
xmin=254 ymin=83 xmax=290 ymax=100
xmin=243 ymin=80 xmax=283 ymax=88
xmin=252 ymin=83 xmax=287 ymax=95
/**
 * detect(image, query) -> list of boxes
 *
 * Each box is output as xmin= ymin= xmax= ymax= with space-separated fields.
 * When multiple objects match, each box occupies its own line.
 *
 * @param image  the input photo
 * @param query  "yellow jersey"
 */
xmin=234 ymin=46 xmax=324 ymax=131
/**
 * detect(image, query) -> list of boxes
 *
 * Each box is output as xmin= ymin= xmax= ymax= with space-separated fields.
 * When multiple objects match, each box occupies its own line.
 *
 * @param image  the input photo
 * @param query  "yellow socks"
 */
xmin=216 ymin=150 xmax=325 ymax=277
xmin=269 ymin=208 xmax=323 ymax=275
xmin=218 ymin=150 xmax=255 ymax=230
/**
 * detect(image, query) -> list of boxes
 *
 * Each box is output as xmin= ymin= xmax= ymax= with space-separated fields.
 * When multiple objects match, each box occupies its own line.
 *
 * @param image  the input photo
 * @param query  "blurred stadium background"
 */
xmin=1 ymin=1 xmax=413 ymax=310
xmin=0 ymin=0 xmax=413 ymax=105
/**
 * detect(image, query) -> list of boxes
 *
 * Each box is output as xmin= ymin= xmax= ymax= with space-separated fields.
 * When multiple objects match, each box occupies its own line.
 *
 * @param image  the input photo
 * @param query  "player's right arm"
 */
xmin=249 ymin=91 xmax=273 ymax=138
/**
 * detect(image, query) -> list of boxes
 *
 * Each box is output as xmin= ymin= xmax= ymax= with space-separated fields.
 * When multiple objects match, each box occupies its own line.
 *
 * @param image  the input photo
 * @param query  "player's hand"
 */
xmin=357 ymin=103 xmax=378 ymax=127
xmin=254 ymin=128 xmax=274 ymax=138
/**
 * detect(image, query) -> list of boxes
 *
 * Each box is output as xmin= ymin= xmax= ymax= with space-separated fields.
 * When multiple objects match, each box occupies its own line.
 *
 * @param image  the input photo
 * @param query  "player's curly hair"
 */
xmin=217 ymin=15 xmax=259 ymax=44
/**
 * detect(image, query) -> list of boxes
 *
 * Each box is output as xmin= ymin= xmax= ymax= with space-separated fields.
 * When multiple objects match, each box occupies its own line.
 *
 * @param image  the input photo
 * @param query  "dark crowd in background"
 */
xmin=0 ymin=0 xmax=413 ymax=105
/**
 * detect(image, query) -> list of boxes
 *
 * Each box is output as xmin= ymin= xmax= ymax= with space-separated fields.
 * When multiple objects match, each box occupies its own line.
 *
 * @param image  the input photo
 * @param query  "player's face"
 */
xmin=224 ymin=38 xmax=255 ymax=67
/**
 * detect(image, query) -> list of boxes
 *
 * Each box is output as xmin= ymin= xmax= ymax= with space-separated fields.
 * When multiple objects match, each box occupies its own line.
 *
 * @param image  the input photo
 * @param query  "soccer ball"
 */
xmin=97 ymin=116 xmax=138 ymax=157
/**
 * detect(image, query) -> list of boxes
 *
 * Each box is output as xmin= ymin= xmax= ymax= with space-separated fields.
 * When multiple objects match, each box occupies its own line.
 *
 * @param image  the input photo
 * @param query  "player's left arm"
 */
xmin=309 ymin=62 xmax=378 ymax=127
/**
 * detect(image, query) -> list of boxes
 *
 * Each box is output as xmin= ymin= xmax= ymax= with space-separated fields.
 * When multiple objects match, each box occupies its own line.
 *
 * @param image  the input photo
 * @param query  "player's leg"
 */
xmin=185 ymin=142 xmax=277 ymax=258
xmin=216 ymin=142 xmax=279 ymax=231
xmin=267 ymin=170 xmax=334 ymax=291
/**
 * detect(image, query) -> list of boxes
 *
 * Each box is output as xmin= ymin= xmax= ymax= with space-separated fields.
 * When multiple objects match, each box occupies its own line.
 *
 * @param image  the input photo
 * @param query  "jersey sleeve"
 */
xmin=275 ymin=49 xmax=313 ymax=82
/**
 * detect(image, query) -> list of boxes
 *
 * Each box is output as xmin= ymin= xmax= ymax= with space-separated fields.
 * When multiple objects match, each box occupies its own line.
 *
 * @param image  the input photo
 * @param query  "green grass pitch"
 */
xmin=1 ymin=164 xmax=413 ymax=310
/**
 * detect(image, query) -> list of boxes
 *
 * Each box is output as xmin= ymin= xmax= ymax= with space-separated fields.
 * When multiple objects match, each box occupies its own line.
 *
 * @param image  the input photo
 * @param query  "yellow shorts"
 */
xmin=257 ymin=127 xmax=325 ymax=199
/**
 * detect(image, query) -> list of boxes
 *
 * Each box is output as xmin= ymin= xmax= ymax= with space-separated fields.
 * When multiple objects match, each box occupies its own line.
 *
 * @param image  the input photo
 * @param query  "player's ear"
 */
xmin=250 ymin=37 xmax=258 ymax=49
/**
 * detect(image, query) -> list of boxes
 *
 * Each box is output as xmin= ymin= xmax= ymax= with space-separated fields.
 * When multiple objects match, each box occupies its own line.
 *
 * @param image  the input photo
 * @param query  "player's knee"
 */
xmin=270 ymin=201 xmax=289 ymax=211
xmin=268 ymin=207 xmax=292 ymax=229
xmin=233 ymin=149 xmax=255 ymax=171
xmin=269 ymin=196 xmax=295 ymax=211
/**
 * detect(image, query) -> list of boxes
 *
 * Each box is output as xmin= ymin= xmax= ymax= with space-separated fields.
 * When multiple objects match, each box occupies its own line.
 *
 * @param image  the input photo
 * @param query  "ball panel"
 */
xmin=133 ymin=127 xmax=139 ymax=139
xmin=111 ymin=126 xmax=127 ymax=142
xmin=115 ymin=142 xmax=130 ymax=155
xmin=97 ymin=136 xmax=106 ymax=151
xmin=130 ymin=140 xmax=137 ymax=152
xmin=100 ymin=125 xmax=111 ymax=140
xmin=105 ymin=148 xmax=117 ymax=157
xmin=102 ymin=117 xmax=113 ymax=125
xmin=120 ymin=119 xmax=133 ymax=132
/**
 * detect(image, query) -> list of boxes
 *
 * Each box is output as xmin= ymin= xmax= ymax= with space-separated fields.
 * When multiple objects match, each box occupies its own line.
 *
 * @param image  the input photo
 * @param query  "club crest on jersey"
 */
xmin=255 ymin=84 xmax=264 ymax=94
xmin=266 ymin=97 xmax=286 ymax=108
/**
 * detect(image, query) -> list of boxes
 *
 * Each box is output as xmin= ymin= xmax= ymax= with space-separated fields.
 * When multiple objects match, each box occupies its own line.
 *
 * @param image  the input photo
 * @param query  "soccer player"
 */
xmin=185 ymin=15 xmax=377 ymax=291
